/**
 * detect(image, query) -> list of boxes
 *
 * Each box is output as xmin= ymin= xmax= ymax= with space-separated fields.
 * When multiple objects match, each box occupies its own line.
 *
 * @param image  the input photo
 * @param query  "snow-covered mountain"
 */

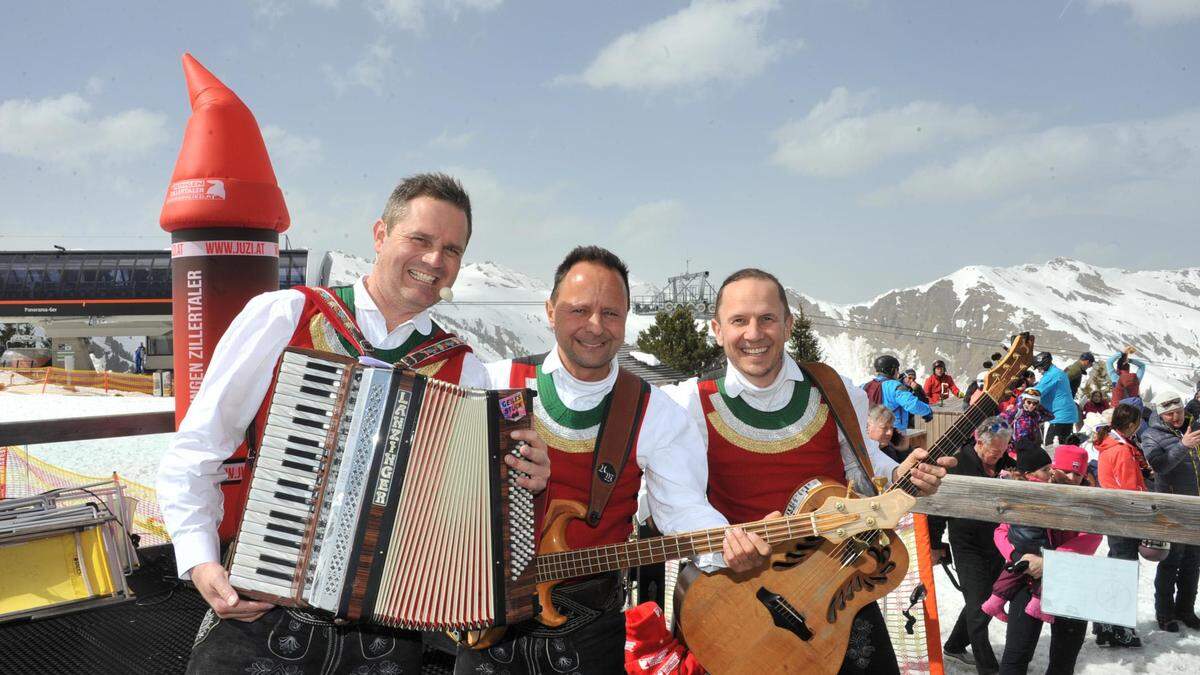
xmin=324 ymin=252 xmax=1200 ymax=399
xmin=792 ymin=257 xmax=1200 ymax=399
xmin=324 ymin=251 xmax=662 ymax=362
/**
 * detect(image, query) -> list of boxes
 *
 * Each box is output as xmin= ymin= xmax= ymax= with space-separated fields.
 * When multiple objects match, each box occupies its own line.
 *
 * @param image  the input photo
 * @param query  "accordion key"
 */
xmin=227 ymin=348 xmax=539 ymax=630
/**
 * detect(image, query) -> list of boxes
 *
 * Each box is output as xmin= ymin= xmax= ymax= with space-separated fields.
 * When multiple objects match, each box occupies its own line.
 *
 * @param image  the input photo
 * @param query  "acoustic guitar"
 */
xmin=673 ymin=333 xmax=1035 ymax=674
xmin=453 ymin=484 xmax=918 ymax=649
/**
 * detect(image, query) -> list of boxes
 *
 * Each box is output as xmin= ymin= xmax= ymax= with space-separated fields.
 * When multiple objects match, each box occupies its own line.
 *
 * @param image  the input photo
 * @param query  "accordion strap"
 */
xmin=398 ymin=335 xmax=470 ymax=370
xmin=796 ymin=361 xmax=878 ymax=495
xmin=296 ymin=286 xmax=376 ymax=356
xmin=586 ymin=368 xmax=650 ymax=526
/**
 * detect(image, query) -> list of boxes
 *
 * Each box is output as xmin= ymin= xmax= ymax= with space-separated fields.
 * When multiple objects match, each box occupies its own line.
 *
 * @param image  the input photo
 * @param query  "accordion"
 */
xmin=227 ymin=348 xmax=539 ymax=631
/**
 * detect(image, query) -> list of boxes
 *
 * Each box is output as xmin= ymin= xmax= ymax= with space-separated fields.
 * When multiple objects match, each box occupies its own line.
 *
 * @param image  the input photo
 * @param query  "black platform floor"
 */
xmin=0 ymin=545 xmax=456 ymax=675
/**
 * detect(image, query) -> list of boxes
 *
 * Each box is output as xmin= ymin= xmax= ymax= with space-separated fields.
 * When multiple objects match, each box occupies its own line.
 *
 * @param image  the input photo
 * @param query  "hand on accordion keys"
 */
xmin=506 ymin=431 xmax=551 ymax=494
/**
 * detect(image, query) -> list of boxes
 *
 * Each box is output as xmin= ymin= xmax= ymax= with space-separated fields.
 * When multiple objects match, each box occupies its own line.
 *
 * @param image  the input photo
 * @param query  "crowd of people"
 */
xmin=865 ymin=347 xmax=1200 ymax=674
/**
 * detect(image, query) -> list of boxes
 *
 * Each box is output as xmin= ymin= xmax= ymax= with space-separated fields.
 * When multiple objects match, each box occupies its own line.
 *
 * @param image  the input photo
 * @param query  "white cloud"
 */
xmin=323 ymin=41 xmax=395 ymax=95
xmin=772 ymin=87 xmax=1024 ymax=177
xmin=262 ymin=125 xmax=324 ymax=169
xmin=1087 ymin=0 xmax=1200 ymax=26
xmin=368 ymin=0 xmax=503 ymax=33
xmin=428 ymin=130 xmax=476 ymax=150
xmin=568 ymin=0 xmax=796 ymax=91
xmin=0 ymin=93 xmax=168 ymax=170
xmin=866 ymin=109 xmax=1200 ymax=205
xmin=616 ymin=199 xmax=687 ymax=247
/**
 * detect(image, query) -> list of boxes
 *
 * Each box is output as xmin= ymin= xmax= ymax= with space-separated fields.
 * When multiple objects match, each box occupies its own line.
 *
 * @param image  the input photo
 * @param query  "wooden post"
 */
xmin=914 ymin=474 xmax=1200 ymax=545
xmin=40 ymin=368 xmax=49 ymax=394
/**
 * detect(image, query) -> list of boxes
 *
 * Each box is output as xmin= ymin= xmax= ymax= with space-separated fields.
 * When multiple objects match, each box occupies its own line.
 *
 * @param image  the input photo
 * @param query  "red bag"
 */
xmin=624 ymin=602 xmax=706 ymax=675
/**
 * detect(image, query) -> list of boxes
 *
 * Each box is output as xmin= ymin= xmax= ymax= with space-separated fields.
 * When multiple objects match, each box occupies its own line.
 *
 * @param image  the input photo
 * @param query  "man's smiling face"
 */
xmin=545 ymin=261 xmax=627 ymax=382
xmin=370 ymin=196 xmax=468 ymax=319
xmin=712 ymin=277 xmax=793 ymax=388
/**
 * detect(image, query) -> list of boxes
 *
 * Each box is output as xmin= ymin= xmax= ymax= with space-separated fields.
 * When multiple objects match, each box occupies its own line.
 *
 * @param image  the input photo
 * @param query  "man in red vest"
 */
xmin=456 ymin=246 xmax=768 ymax=675
xmin=664 ymin=268 xmax=956 ymax=674
xmin=157 ymin=173 xmax=552 ymax=673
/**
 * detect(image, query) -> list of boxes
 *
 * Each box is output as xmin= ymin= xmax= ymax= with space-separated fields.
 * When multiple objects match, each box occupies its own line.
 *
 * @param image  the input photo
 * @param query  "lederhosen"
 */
xmin=696 ymin=370 xmax=900 ymax=675
xmin=454 ymin=353 xmax=650 ymax=675
xmin=190 ymin=285 xmax=473 ymax=675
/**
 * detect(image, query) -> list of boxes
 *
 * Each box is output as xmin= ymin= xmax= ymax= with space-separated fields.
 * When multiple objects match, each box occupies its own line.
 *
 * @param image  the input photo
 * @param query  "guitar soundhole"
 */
xmin=772 ymin=536 xmax=823 ymax=571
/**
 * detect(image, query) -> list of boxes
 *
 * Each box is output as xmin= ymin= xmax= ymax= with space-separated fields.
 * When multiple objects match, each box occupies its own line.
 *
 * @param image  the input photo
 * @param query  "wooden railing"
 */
xmin=0 ymin=411 xmax=175 ymax=446
xmin=914 ymin=474 xmax=1200 ymax=545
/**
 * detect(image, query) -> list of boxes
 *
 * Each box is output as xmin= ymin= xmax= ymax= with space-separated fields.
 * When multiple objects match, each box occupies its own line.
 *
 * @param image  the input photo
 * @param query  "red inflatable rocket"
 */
xmin=161 ymin=53 xmax=289 ymax=540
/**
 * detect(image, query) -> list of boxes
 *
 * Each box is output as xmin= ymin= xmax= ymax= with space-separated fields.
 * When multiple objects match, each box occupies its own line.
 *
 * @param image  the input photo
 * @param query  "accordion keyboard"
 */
xmin=229 ymin=352 xmax=351 ymax=598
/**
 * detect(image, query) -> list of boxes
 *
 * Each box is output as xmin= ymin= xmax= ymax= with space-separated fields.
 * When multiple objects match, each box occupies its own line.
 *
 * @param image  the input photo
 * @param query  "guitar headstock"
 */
xmin=811 ymin=490 xmax=917 ymax=544
xmin=984 ymin=333 xmax=1035 ymax=402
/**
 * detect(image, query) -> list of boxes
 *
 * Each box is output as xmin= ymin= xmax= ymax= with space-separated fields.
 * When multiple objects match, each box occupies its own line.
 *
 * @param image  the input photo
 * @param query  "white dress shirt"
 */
xmin=157 ymin=276 xmax=488 ymax=579
xmin=485 ymin=348 xmax=729 ymax=552
xmin=663 ymin=357 xmax=899 ymax=497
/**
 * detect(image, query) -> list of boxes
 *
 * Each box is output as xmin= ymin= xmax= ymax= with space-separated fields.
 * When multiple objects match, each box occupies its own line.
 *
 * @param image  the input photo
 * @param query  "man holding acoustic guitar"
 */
xmin=664 ymin=268 xmax=957 ymax=674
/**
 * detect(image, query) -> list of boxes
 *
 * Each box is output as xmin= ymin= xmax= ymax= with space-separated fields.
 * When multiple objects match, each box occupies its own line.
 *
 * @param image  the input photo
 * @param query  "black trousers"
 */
xmin=454 ymin=608 xmax=624 ymax=675
xmin=1155 ymin=542 xmax=1200 ymax=618
xmin=186 ymin=607 xmax=424 ymax=674
xmin=943 ymin=541 xmax=1005 ymax=672
xmin=999 ymin=584 xmax=1087 ymax=674
xmin=837 ymin=602 xmax=900 ymax=675
xmin=1045 ymin=423 xmax=1074 ymax=446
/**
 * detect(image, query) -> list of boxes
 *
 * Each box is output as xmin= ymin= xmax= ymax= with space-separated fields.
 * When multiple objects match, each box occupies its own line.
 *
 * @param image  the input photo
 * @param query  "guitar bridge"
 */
xmin=756 ymin=587 xmax=813 ymax=641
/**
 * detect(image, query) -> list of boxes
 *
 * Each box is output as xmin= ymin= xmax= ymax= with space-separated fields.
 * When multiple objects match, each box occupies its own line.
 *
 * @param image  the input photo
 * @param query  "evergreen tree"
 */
xmin=787 ymin=309 xmax=823 ymax=363
xmin=636 ymin=306 xmax=723 ymax=376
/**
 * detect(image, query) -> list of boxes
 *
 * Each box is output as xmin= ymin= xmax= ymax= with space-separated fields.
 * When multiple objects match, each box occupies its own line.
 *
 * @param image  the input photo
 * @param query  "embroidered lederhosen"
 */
xmin=698 ymin=374 xmax=846 ymax=525
xmin=216 ymin=284 xmax=474 ymax=542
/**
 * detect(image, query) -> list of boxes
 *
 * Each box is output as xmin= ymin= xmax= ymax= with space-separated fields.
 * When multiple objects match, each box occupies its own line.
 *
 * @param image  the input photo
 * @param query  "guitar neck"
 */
xmin=887 ymin=394 xmax=1001 ymax=497
xmin=535 ymin=512 xmax=830 ymax=583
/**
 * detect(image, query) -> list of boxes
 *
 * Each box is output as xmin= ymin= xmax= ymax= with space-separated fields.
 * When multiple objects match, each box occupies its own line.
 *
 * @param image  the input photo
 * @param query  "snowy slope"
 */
xmin=324 ymin=252 xmax=1200 ymax=401
xmin=791 ymin=258 xmax=1200 ymax=399
xmin=323 ymin=251 xmax=663 ymax=361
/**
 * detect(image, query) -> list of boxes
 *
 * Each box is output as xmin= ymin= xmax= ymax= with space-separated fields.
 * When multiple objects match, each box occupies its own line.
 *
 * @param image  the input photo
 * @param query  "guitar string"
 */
xmin=792 ymin=395 xmax=1000 ymax=604
xmin=532 ymin=512 xmax=863 ymax=581
xmin=535 ymin=392 xmax=1002 ymax=585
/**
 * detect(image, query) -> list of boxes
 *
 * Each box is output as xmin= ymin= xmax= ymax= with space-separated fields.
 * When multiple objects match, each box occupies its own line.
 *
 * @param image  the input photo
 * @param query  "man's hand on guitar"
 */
xmin=894 ymin=448 xmax=956 ymax=497
xmin=722 ymin=511 xmax=780 ymax=573
xmin=507 ymin=429 xmax=551 ymax=494
xmin=190 ymin=561 xmax=274 ymax=621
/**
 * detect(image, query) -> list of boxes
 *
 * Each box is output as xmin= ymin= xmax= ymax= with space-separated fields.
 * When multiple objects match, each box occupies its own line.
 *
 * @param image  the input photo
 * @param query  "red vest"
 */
xmin=217 ymin=285 xmax=473 ymax=541
xmin=508 ymin=358 xmax=648 ymax=552
xmin=698 ymin=377 xmax=845 ymax=525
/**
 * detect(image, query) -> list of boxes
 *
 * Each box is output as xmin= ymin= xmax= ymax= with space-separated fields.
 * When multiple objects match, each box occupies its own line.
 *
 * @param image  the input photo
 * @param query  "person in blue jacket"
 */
xmin=866 ymin=354 xmax=933 ymax=429
xmin=1033 ymin=352 xmax=1078 ymax=445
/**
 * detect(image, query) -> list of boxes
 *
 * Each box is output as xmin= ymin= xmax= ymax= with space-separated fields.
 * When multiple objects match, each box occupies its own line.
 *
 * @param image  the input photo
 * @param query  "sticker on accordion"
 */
xmin=499 ymin=391 xmax=528 ymax=421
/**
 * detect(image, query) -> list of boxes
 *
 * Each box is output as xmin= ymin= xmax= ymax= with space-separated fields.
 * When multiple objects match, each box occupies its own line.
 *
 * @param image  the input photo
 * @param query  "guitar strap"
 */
xmin=797 ymin=361 xmax=879 ymax=496
xmin=586 ymin=367 xmax=650 ymax=526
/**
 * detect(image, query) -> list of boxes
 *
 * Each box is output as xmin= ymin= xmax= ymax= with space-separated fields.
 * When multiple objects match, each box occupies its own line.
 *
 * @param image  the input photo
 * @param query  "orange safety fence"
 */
xmin=0 ymin=366 xmax=168 ymax=396
xmin=0 ymin=446 xmax=170 ymax=547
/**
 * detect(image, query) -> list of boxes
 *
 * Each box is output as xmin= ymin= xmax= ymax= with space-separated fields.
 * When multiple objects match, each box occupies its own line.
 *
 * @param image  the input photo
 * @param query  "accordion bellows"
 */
xmin=228 ymin=348 xmax=538 ymax=630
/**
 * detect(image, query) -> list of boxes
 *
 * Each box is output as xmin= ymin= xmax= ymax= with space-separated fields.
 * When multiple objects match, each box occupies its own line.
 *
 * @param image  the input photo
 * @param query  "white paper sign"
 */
xmin=1041 ymin=549 xmax=1139 ymax=627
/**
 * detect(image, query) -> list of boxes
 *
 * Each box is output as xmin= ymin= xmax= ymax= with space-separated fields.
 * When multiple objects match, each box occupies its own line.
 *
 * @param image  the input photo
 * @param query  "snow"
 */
xmin=630 ymin=350 xmax=661 ymax=367
xmin=1 ymin=390 xmax=174 ymax=488
xmin=934 ymin=541 xmax=1200 ymax=673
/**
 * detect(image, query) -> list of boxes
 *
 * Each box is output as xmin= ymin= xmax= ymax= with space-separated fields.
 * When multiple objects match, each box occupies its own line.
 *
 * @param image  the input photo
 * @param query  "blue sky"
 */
xmin=2 ymin=0 xmax=1198 ymax=302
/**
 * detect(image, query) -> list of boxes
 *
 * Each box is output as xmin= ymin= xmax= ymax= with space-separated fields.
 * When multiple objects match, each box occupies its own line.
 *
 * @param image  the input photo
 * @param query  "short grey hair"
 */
xmin=975 ymin=415 xmax=1013 ymax=445
xmin=381 ymin=172 xmax=472 ymax=240
xmin=867 ymin=405 xmax=895 ymax=427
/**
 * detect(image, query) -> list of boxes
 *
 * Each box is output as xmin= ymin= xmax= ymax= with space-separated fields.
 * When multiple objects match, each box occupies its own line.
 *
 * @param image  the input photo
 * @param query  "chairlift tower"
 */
xmin=632 ymin=270 xmax=718 ymax=319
